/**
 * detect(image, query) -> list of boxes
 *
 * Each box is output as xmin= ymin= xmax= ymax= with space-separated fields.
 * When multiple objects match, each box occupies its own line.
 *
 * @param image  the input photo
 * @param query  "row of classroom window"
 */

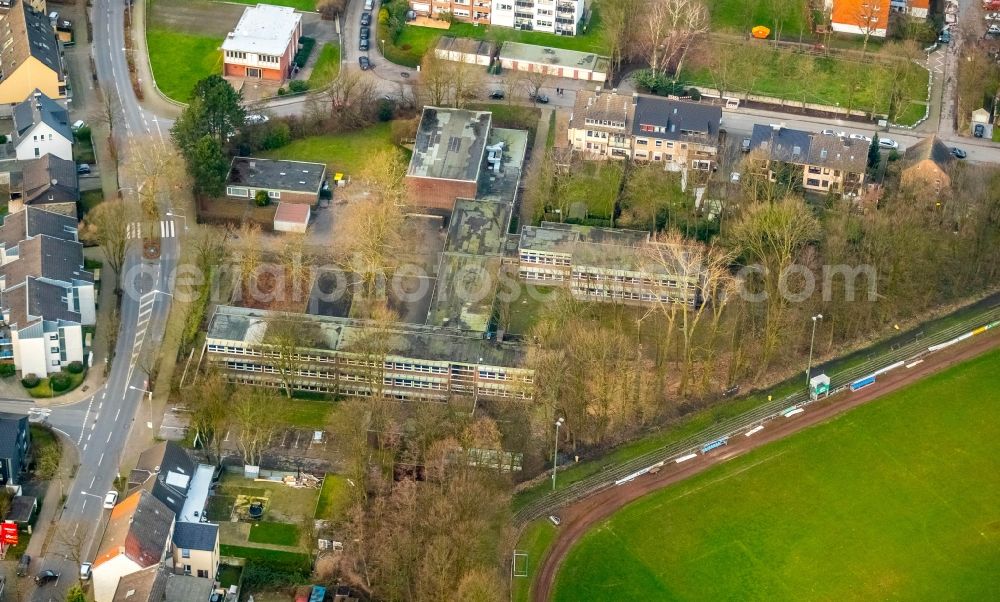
xmin=518 ymin=269 xmax=699 ymax=288
xmin=214 ymin=353 xmax=530 ymax=382
xmin=226 ymin=372 xmax=531 ymax=400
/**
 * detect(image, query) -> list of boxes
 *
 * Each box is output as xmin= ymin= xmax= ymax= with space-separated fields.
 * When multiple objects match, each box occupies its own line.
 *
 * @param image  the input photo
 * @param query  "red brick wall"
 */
xmin=405 ymin=177 xmax=476 ymax=212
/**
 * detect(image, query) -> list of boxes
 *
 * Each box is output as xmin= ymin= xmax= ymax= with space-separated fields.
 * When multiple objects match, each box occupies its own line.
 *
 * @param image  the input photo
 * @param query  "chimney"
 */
xmin=673 ymin=107 xmax=678 ymax=114
xmin=632 ymin=92 xmax=638 ymax=105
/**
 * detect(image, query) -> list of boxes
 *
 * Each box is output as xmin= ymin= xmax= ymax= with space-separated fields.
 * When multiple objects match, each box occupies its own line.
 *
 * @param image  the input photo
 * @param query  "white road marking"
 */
xmin=90 ymin=475 xmax=97 ymax=488
xmin=98 ymin=452 xmax=105 ymax=464
xmin=107 ymin=432 xmax=112 ymax=443
xmin=115 ymin=408 xmax=122 ymax=421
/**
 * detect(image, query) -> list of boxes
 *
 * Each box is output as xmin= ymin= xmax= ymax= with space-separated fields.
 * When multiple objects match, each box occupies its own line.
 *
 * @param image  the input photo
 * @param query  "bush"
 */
xmin=74 ymin=126 xmax=92 ymax=142
xmin=66 ymin=361 xmax=85 ymax=374
xmin=689 ymin=88 xmax=702 ymax=101
xmin=288 ymin=80 xmax=309 ymax=94
xmin=377 ymin=99 xmax=394 ymax=122
xmin=21 ymin=373 xmax=40 ymax=388
xmin=254 ymin=190 xmax=270 ymax=207
xmin=0 ymin=133 xmax=6 ymax=144
xmin=50 ymin=372 xmax=72 ymax=392
xmin=0 ymin=363 xmax=15 ymax=377
xmin=294 ymin=36 xmax=316 ymax=68
xmin=277 ymin=87 xmax=287 ymax=96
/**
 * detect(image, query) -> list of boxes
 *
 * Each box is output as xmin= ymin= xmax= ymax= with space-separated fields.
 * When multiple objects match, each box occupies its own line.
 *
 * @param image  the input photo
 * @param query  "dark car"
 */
xmin=16 ymin=554 xmax=30 ymax=577
xmin=361 ymin=11 xmax=371 ymax=26
xmin=973 ymin=124 xmax=985 ymax=138
xmin=77 ymin=163 xmax=91 ymax=175
xmin=951 ymin=147 xmax=967 ymax=159
xmin=360 ymin=26 xmax=370 ymax=40
xmin=360 ymin=38 xmax=369 ymax=51
xmin=359 ymin=56 xmax=371 ymax=70
xmin=489 ymin=89 xmax=505 ymax=100
xmin=530 ymin=92 xmax=550 ymax=104
xmin=938 ymin=30 xmax=951 ymax=44
xmin=34 ymin=570 xmax=59 ymax=586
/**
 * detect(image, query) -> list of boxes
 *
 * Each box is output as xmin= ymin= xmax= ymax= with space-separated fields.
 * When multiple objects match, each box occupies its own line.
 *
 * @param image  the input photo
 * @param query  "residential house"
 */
xmin=410 ymin=0 xmax=492 ymax=24
xmin=10 ymin=90 xmax=72 ymax=161
xmin=0 ymin=207 xmax=95 ymax=375
xmin=899 ymin=135 xmax=953 ymax=193
xmin=0 ymin=2 xmax=66 ymax=105
xmin=747 ymin=124 xmax=868 ymax=195
xmin=0 ymin=412 xmax=30 ymax=488
xmin=405 ymin=107 xmax=492 ymax=213
xmin=829 ymin=0 xmax=889 ymax=38
xmin=222 ymin=4 xmax=302 ymax=83
xmin=518 ymin=222 xmax=706 ymax=307
xmin=170 ymin=522 xmax=219 ymax=580
xmin=111 ymin=566 xmax=168 ymax=602
xmin=568 ymin=89 xmax=723 ymax=170
xmin=497 ymin=42 xmax=608 ymax=82
xmin=225 ymin=157 xmax=328 ymax=205
xmin=127 ymin=441 xmax=196 ymax=517
xmin=491 ymin=0 xmax=584 ymax=35
xmin=433 ymin=36 xmax=495 ymax=66
xmin=163 ymin=573 xmax=215 ymax=602
xmin=92 ymin=490 xmax=176 ymax=602
xmin=8 ymin=154 xmax=79 ymax=215
xmin=205 ymin=305 xmax=532 ymax=401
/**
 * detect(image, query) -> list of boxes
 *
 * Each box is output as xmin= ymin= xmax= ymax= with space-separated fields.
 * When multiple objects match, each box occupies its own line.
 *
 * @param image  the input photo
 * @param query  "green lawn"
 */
xmin=277 ymin=398 xmax=336 ymax=429
xmin=25 ymin=370 xmax=86 ymax=398
xmin=562 ymin=161 xmax=623 ymax=221
xmin=216 ymin=0 xmax=316 ymax=10
xmin=307 ymin=43 xmax=341 ymax=89
xmin=682 ymin=47 xmax=930 ymax=126
xmin=513 ymin=520 xmax=558 ymax=602
xmin=705 ymin=0 xmax=807 ymax=35
xmin=80 ymin=190 xmax=104 ymax=215
xmin=553 ymin=349 xmax=1000 ymax=601
xmin=146 ymin=28 xmax=223 ymax=102
xmin=260 ymin=121 xmax=409 ymax=176
xmin=315 ymin=474 xmax=353 ymax=521
xmin=217 ymin=564 xmax=242 ymax=590
xmin=219 ymin=544 xmax=311 ymax=570
xmin=205 ymin=494 xmax=235 ymax=521
xmin=247 ymin=521 xmax=300 ymax=546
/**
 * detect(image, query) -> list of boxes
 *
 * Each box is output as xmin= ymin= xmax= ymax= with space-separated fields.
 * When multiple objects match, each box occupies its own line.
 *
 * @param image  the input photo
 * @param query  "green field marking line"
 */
xmin=552 ymin=349 xmax=1000 ymax=600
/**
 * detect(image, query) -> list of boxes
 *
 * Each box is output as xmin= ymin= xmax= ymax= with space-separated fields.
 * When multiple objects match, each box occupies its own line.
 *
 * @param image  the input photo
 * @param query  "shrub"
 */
xmin=255 ymin=190 xmax=270 ymax=207
xmin=50 ymin=372 xmax=72 ymax=392
xmin=74 ymin=126 xmax=92 ymax=141
xmin=277 ymin=87 xmax=287 ymax=96
xmin=288 ymin=80 xmax=309 ymax=94
xmin=0 ymin=363 xmax=15 ymax=377
xmin=294 ymin=36 xmax=316 ymax=68
xmin=0 ymin=133 xmax=6 ymax=144
xmin=21 ymin=373 xmax=40 ymax=388
xmin=66 ymin=361 xmax=85 ymax=374
xmin=689 ymin=88 xmax=702 ymax=101
xmin=377 ymin=99 xmax=394 ymax=122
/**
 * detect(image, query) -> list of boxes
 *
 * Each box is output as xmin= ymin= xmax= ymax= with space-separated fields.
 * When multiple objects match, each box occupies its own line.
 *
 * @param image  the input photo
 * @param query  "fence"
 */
xmin=511 ymin=304 xmax=1000 ymax=530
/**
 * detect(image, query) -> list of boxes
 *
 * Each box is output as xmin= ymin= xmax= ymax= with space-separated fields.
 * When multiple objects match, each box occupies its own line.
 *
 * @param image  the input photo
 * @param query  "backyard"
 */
xmin=259 ymin=121 xmax=410 ymax=176
xmin=210 ymin=473 xmax=317 ymax=554
xmin=314 ymin=474 xmax=353 ymax=521
xmin=307 ymin=44 xmax=341 ymax=89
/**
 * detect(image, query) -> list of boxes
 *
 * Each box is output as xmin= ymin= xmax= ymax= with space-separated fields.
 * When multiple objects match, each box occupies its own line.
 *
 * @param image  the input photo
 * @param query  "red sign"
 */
xmin=1 ymin=521 xmax=18 ymax=545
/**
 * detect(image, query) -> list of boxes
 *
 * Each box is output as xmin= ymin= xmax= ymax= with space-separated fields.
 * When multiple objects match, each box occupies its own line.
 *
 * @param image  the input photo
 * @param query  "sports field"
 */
xmin=552 ymin=349 xmax=1000 ymax=601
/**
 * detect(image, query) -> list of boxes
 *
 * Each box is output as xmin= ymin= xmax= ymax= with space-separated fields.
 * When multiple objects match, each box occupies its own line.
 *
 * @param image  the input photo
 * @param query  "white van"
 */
xmin=364 ymin=0 xmax=374 ymax=10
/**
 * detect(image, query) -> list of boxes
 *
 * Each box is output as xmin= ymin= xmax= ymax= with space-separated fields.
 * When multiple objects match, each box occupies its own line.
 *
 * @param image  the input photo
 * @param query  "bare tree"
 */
xmin=262 ymin=313 xmax=323 ymax=397
xmin=359 ymin=148 xmax=408 ymax=208
xmin=601 ymin=0 xmax=641 ymax=79
xmin=420 ymin=51 xmax=455 ymax=107
xmin=524 ymin=68 xmax=551 ymax=101
xmin=325 ymin=70 xmax=380 ymax=128
xmin=80 ymin=198 xmax=134 ymax=294
xmin=499 ymin=69 xmax=526 ymax=105
xmin=232 ymin=388 xmax=278 ymax=466
xmin=189 ymin=369 xmax=231 ymax=463
xmin=54 ymin=521 xmax=88 ymax=577
xmin=639 ymin=0 xmax=710 ymax=78
xmin=232 ymin=222 xmax=263 ymax=300
xmin=851 ymin=0 xmax=886 ymax=57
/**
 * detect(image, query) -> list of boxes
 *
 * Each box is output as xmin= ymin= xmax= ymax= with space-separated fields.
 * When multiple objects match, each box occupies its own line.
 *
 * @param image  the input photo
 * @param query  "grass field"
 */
xmin=307 ymin=44 xmax=341 ymax=89
xmin=315 ymin=474 xmax=353 ymax=521
xmin=513 ymin=521 xmax=558 ymax=602
xmin=705 ymin=0 xmax=807 ymax=35
xmin=260 ymin=122 xmax=410 ymax=176
xmin=219 ymin=544 xmax=311 ymax=570
xmin=552 ymin=349 xmax=1000 ymax=601
xmin=276 ymin=397 xmax=336 ymax=429
xmin=248 ymin=521 xmax=300 ymax=546
xmin=146 ymin=28 xmax=223 ymax=102
xmin=216 ymin=0 xmax=316 ymax=10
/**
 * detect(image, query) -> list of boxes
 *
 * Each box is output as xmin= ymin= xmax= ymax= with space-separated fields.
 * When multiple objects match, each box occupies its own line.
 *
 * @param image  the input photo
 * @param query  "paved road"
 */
xmin=5 ymin=0 xmax=183 ymax=598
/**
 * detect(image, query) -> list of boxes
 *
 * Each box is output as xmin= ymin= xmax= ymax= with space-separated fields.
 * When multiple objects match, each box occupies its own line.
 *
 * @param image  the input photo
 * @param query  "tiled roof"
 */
xmin=19 ymin=155 xmax=78 ymax=206
xmin=0 ymin=4 xmax=64 ymax=89
xmin=172 ymin=522 xmax=218 ymax=552
xmin=12 ymin=89 xmax=71 ymax=142
xmin=93 ymin=490 xmax=174 ymax=570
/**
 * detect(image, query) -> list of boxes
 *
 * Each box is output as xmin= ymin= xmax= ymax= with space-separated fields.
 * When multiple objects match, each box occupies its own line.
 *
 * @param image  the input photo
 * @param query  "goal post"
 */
xmin=512 ymin=551 xmax=529 ymax=578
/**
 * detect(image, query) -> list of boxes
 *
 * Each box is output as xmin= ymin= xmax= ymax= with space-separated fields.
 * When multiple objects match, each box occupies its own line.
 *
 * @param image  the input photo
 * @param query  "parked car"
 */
xmin=849 ymin=133 xmax=872 ymax=143
xmin=245 ymin=113 xmax=269 ymax=125
xmin=361 ymin=11 xmax=371 ymax=25
xmin=16 ymin=554 xmax=30 ymax=577
xmin=71 ymin=119 xmax=86 ymax=131
xmin=103 ymin=490 xmax=118 ymax=509
xmin=79 ymin=563 xmax=92 ymax=581
xmin=77 ymin=163 xmax=91 ymax=175
xmin=548 ymin=515 xmax=561 ymax=526
xmin=359 ymin=56 xmax=371 ymax=70
xmin=822 ymin=129 xmax=847 ymax=137
xmin=878 ymin=137 xmax=898 ymax=149
xmin=951 ymin=147 xmax=967 ymax=159
xmin=359 ymin=38 xmax=369 ymax=51
xmin=974 ymin=123 xmax=985 ymax=137
xmin=530 ymin=92 xmax=550 ymax=104
xmin=986 ymin=12 xmax=1000 ymax=20
xmin=34 ymin=570 xmax=59 ymax=586
xmin=360 ymin=26 xmax=370 ymax=40
xmin=364 ymin=0 xmax=373 ymax=9
xmin=988 ymin=24 xmax=1000 ymax=35
xmin=939 ymin=30 xmax=952 ymax=43
xmin=741 ymin=137 xmax=751 ymax=152
xmin=489 ymin=89 xmax=505 ymax=100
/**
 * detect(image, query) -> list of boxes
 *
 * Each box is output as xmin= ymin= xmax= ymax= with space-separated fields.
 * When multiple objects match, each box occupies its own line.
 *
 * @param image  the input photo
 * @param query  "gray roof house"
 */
xmin=631 ymin=96 xmax=722 ymax=145
xmin=11 ymin=155 xmax=79 ymax=215
xmin=10 ymin=90 xmax=74 ymax=162
xmin=127 ymin=441 xmax=196 ymax=516
xmin=0 ymin=411 xmax=30 ymax=487
xmin=225 ymin=157 xmax=328 ymax=205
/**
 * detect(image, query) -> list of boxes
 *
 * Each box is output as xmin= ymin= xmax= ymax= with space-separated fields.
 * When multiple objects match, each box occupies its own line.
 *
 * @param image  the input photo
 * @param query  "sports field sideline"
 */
xmin=553 ymin=349 xmax=1000 ymax=601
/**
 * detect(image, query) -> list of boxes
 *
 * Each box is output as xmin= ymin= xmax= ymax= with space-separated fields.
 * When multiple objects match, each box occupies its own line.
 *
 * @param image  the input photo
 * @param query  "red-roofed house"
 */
xmin=830 ymin=0 xmax=889 ymax=38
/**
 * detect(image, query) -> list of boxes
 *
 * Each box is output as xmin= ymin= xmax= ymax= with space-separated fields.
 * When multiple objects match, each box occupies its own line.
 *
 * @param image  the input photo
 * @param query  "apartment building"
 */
xmin=518 ymin=222 xmax=706 ymax=307
xmin=568 ymin=89 xmax=723 ymax=170
xmin=0 ymin=2 xmax=66 ymax=104
xmin=0 ymin=207 xmax=94 ymax=375
xmin=491 ymin=0 xmax=584 ymax=35
xmin=205 ymin=305 xmax=533 ymax=401
xmin=747 ymin=124 xmax=868 ymax=195
xmin=222 ymin=3 xmax=302 ymax=83
xmin=410 ymin=0 xmax=493 ymax=24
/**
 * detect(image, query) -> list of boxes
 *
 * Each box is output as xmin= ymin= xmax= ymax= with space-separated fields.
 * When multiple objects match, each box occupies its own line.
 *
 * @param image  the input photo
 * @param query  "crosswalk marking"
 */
xmin=127 ymin=220 xmax=177 ymax=240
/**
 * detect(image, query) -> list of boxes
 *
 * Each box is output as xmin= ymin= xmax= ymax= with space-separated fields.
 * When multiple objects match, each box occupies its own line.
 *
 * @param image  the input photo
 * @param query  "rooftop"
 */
xmin=228 ymin=157 xmax=326 ymax=194
xmin=0 ymin=234 xmax=93 ymax=288
xmin=631 ymin=95 xmax=722 ymax=143
xmin=128 ymin=441 xmax=196 ymax=517
xmin=408 ymin=107 xmax=492 ymax=182
xmin=436 ymin=36 xmax=495 ymax=57
xmin=570 ymin=89 xmax=633 ymax=131
xmin=0 ymin=3 xmax=63 ymax=87
xmin=274 ymin=202 xmax=311 ymax=225
xmin=0 ymin=207 xmax=79 ymax=250
xmin=749 ymin=124 xmax=813 ymax=163
xmin=221 ymin=3 xmax=301 ymax=56
xmin=476 ymin=127 xmax=528 ymax=204
xmin=172 ymin=521 xmax=218 ymax=552
xmin=93 ymin=490 xmax=174 ymax=570
xmin=12 ymin=90 xmax=71 ymax=142
xmin=498 ymin=42 xmax=609 ymax=74
xmin=444 ymin=199 xmax=509 ymax=255
xmin=902 ymin=135 xmax=954 ymax=169
xmin=519 ymin=222 xmax=650 ymax=255
xmin=0 ymin=411 xmax=27 ymax=458
xmin=177 ymin=464 xmax=214 ymax=524
xmin=425 ymin=253 xmax=502 ymax=332
xmin=208 ymin=305 xmax=526 ymax=368
xmin=18 ymin=155 xmax=79 ymax=206
xmin=112 ymin=566 xmax=168 ymax=602
xmin=164 ymin=573 xmax=215 ymax=602
xmin=805 ymin=134 xmax=868 ymax=173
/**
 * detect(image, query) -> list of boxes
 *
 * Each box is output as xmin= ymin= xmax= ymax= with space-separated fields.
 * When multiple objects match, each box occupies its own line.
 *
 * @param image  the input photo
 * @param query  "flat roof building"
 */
xmin=222 ymin=4 xmax=302 ymax=83
xmin=225 ymin=157 xmax=327 ymax=205
xmin=405 ymin=107 xmax=492 ymax=213
xmin=498 ymin=42 xmax=609 ymax=82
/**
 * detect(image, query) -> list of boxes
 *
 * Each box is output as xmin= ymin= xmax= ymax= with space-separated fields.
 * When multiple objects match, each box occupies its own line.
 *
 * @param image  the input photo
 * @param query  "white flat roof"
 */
xmin=178 ymin=464 xmax=215 ymax=523
xmin=222 ymin=4 xmax=301 ymax=56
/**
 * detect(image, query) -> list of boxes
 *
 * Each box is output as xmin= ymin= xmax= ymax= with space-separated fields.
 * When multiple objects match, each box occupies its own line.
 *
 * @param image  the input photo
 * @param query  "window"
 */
xmin=50 ymin=347 xmax=59 ymax=353
xmin=197 ymin=570 xmax=209 ymax=578
xmin=655 ymin=140 xmax=662 ymax=147
xmin=34 ymin=148 xmax=40 ymax=157
xmin=227 ymin=186 xmax=249 ymax=198
xmin=268 ymin=190 xmax=281 ymax=199
xmin=181 ymin=549 xmax=191 ymax=559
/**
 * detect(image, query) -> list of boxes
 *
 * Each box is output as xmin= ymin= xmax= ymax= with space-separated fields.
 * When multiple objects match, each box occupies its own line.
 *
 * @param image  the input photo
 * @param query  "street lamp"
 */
xmin=470 ymin=357 xmax=483 ymax=417
xmin=128 ymin=384 xmax=154 ymax=429
xmin=381 ymin=39 xmax=386 ymax=57
xmin=805 ymin=314 xmax=823 ymax=388
xmin=551 ymin=417 xmax=564 ymax=491
xmin=165 ymin=211 xmax=188 ymax=231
